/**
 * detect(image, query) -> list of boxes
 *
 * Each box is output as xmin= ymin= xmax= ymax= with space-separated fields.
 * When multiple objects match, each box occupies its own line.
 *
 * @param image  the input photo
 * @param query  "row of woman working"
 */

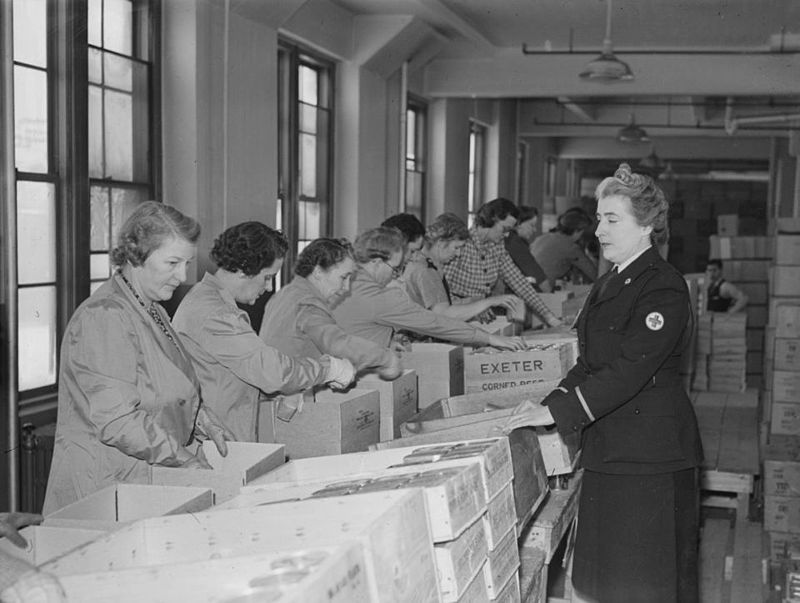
xmin=42 ymin=199 xmax=550 ymax=514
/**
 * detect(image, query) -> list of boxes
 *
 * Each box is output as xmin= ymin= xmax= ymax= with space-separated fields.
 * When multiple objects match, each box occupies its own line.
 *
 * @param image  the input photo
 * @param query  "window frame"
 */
xmin=403 ymin=94 xmax=427 ymax=220
xmin=276 ymin=39 xmax=335 ymax=286
xmin=468 ymin=120 xmax=487 ymax=226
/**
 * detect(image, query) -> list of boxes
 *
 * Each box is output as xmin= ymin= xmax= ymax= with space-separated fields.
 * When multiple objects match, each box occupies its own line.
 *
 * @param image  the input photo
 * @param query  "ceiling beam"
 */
xmin=557 ymin=97 xmax=596 ymax=122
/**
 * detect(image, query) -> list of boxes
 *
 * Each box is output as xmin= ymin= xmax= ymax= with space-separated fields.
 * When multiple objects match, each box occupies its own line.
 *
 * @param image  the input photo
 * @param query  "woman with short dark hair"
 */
xmin=173 ymin=222 xmax=355 ymax=442
xmin=44 ymin=201 xmax=233 ymax=514
xmin=530 ymin=206 xmax=598 ymax=289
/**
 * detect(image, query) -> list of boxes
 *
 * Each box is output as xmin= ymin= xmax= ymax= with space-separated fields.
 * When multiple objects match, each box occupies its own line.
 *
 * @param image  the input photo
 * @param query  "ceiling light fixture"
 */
xmin=617 ymin=114 xmax=649 ymax=143
xmin=579 ymin=0 xmax=634 ymax=82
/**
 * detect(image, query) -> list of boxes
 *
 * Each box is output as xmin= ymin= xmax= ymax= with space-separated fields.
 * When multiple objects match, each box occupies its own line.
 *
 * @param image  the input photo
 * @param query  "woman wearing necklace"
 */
xmin=43 ymin=202 xmax=234 ymax=514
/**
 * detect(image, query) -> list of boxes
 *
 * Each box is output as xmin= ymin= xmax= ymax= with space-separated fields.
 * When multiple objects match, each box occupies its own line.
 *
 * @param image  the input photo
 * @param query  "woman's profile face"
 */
xmin=313 ymin=256 xmax=356 ymax=302
xmin=595 ymin=194 xmax=652 ymax=266
xmin=133 ymin=236 xmax=196 ymax=302
xmin=238 ymin=259 xmax=283 ymax=305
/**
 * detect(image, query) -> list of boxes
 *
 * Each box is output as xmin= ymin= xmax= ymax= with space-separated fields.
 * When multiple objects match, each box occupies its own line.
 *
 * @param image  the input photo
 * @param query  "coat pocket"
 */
xmin=600 ymin=416 xmax=685 ymax=464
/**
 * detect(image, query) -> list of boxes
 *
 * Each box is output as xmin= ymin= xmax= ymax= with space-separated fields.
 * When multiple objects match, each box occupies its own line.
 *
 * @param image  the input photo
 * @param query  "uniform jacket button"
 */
xmin=634 ymin=408 xmax=640 ymax=415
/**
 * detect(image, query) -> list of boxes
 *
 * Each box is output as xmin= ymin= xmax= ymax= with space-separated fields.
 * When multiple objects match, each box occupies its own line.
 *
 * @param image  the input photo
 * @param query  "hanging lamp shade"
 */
xmin=579 ymin=0 xmax=634 ymax=82
xmin=617 ymin=115 xmax=649 ymax=143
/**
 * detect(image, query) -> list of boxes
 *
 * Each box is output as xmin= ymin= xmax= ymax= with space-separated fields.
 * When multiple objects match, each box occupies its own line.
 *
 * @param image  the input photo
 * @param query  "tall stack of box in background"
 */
xmin=708 ymin=228 xmax=772 ymax=390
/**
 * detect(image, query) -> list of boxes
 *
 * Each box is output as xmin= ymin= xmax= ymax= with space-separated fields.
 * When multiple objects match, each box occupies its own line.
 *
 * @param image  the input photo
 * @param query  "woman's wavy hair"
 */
xmin=294 ymin=238 xmax=353 ymax=277
xmin=210 ymin=222 xmax=288 ymax=276
xmin=426 ymin=213 xmax=469 ymax=244
xmin=352 ymin=227 xmax=405 ymax=263
xmin=553 ymin=207 xmax=593 ymax=236
xmin=110 ymin=201 xmax=200 ymax=267
xmin=381 ymin=213 xmax=425 ymax=244
xmin=474 ymin=197 xmax=520 ymax=228
xmin=595 ymin=163 xmax=669 ymax=246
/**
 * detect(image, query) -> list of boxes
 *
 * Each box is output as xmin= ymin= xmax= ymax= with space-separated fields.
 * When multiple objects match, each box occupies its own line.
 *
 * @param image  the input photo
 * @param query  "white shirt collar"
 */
xmin=615 ymin=245 xmax=652 ymax=274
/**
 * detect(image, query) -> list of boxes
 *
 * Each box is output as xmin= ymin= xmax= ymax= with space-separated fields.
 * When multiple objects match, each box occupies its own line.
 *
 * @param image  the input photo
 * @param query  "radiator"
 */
xmin=19 ymin=423 xmax=55 ymax=514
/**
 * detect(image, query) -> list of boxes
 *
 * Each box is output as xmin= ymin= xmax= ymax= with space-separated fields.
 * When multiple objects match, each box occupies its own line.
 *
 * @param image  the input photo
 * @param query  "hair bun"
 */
xmin=614 ymin=163 xmax=635 ymax=185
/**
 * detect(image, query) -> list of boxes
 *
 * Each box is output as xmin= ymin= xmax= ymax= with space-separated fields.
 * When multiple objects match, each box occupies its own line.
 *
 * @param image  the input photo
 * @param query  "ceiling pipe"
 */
xmin=522 ymin=45 xmax=800 ymax=55
xmin=724 ymin=96 xmax=800 ymax=135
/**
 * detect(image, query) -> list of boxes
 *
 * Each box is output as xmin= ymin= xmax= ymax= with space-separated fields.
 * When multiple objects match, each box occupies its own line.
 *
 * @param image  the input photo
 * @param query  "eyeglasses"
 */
xmin=382 ymin=259 xmax=403 ymax=279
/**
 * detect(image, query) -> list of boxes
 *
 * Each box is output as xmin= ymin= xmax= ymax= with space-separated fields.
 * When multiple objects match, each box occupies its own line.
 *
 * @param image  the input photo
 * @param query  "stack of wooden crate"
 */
xmin=693 ymin=312 xmax=748 ymax=393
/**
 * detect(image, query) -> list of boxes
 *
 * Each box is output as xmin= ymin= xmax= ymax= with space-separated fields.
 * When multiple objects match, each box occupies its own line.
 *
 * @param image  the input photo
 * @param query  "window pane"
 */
xmin=299 ymin=103 xmax=317 ymax=134
xmin=299 ymin=133 xmax=317 ymax=197
xmin=104 ymin=52 xmax=133 ymax=91
xmin=18 ymin=286 xmax=57 ymax=391
xmin=111 ymin=188 xmax=146 ymax=244
xmin=105 ymin=90 xmax=133 ymax=180
xmin=14 ymin=66 xmax=48 ymax=173
xmin=88 ymin=0 xmax=103 ymax=47
xmin=90 ymin=186 xmax=110 ymax=250
xmin=299 ymin=65 xmax=317 ymax=105
xmin=298 ymin=201 xmax=320 ymax=240
xmin=405 ymin=172 xmax=423 ymax=216
xmin=406 ymin=109 xmax=416 ymax=159
xmin=17 ymin=181 xmax=56 ymax=284
xmin=88 ymin=48 xmax=103 ymax=84
xmin=90 ymin=253 xmax=111 ymax=280
xmin=13 ymin=0 xmax=47 ymax=67
xmin=90 ymin=281 xmax=105 ymax=295
xmin=89 ymin=85 xmax=104 ymax=177
xmin=104 ymin=0 xmax=133 ymax=56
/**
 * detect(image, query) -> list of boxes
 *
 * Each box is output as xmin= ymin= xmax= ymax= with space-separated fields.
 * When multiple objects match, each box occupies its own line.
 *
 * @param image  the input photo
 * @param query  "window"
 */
xmin=404 ymin=97 xmax=427 ymax=220
xmin=277 ymin=41 xmax=334 ymax=285
xmin=467 ymin=121 xmax=486 ymax=227
xmin=5 ymin=0 xmax=160 ymax=403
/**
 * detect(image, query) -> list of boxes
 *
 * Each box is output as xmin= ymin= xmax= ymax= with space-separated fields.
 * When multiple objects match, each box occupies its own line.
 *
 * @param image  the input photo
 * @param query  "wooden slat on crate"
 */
xmin=519 ymin=472 xmax=582 ymax=563
xmin=699 ymin=518 xmax=730 ymax=603
xmin=731 ymin=521 xmax=768 ymax=603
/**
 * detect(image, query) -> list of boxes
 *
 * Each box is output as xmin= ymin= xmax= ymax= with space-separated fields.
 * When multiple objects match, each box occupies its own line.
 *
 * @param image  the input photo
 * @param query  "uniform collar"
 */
xmin=595 ymin=246 xmax=661 ymax=303
xmin=615 ymin=245 xmax=653 ymax=274
xmin=202 ymin=271 xmax=239 ymax=309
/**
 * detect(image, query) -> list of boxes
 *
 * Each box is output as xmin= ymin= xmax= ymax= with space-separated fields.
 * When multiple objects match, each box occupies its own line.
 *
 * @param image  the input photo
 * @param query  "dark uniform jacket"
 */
xmin=547 ymin=246 xmax=703 ymax=475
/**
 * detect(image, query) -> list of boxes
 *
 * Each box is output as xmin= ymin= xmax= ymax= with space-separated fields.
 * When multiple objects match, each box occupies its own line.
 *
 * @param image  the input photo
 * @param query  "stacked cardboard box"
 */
xmin=693 ymin=313 xmax=747 ymax=393
xmin=224 ymin=437 xmax=524 ymax=601
xmin=764 ymin=436 xmax=800 ymax=573
xmin=400 ymin=343 xmax=465 ymax=409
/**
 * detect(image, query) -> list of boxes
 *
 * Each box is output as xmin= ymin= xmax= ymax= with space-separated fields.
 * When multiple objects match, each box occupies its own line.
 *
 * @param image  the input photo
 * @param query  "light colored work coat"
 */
xmin=43 ymin=276 xmax=201 ymax=514
xmin=172 ymin=272 xmax=328 ymax=441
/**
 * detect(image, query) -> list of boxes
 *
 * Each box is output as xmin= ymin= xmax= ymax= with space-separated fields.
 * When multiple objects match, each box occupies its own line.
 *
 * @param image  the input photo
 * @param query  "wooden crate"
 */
xmin=43 ymin=490 xmax=439 ymax=603
xmin=434 ymin=516 xmax=488 ymax=602
xmin=150 ymin=441 xmax=285 ymax=504
xmin=56 ymin=543 xmax=370 ymax=603
xmin=519 ymin=471 xmax=583 ymax=563
xmin=0 ymin=525 xmax=103 ymax=565
xmin=482 ymin=527 xmax=520 ymax=599
xmin=493 ymin=572 xmax=522 ymax=603
xmin=454 ymin=566 xmax=489 ymax=603
xmin=483 ymin=482 xmax=517 ymax=551
xmin=230 ymin=462 xmax=486 ymax=543
xmin=359 ymin=369 xmax=418 ymax=441
xmin=42 ymin=484 xmax=213 ymax=531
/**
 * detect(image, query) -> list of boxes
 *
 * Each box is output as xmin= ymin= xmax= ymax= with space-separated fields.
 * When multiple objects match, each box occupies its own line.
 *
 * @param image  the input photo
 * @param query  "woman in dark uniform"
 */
xmin=506 ymin=163 xmax=702 ymax=602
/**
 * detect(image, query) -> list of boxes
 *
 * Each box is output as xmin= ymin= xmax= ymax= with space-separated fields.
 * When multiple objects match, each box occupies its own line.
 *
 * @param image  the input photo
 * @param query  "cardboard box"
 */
xmin=482 ymin=527 xmax=520 ymax=599
xmin=43 ymin=490 xmax=439 ymax=603
xmin=483 ymin=482 xmax=518 ymax=551
xmin=775 ymin=236 xmax=800 ymax=265
xmin=257 ymin=390 xmax=314 ymax=443
xmin=775 ymin=339 xmax=800 ymax=372
xmin=359 ymin=370 xmax=418 ymax=441
xmin=0 ymin=526 xmax=103 ymax=565
xmin=522 ymin=328 xmax=579 ymax=369
xmin=773 ymin=371 xmax=800 ymax=403
xmin=150 ymin=441 xmax=285 ymax=504
xmin=473 ymin=316 xmax=523 ymax=337
xmin=463 ymin=344 xmax=571 ymax=394
xmin=770 ymin=266 xmax=800 ymax=297
xmin=774 ymin=218 xmax=800 ymax=234
xmin=43 ymin=484 xmax=213 ymax=531
xmin=764 ymin=450 xmax=800 ymax=498
xmin=771 ymin=402 xmax=800 ymax=436
xmin=717 ymin=214 xmax=739 ymax=236
xmin=271 ymin=388 xmax=380 ymax=459
xmin=764 ymin=495 xmax=800 ymax=533
xmin=773 ymin=303 xmax=800 ymax=337
xmin=434 ymin=516 xmax=488 ymax=601
xmin=400 ymin=343 xmax=464 ymax=409
xmin=767 ymin=531 xmax=800 ymax=561
xmin=235 ymin=461 xmax=487 ymax=543
xmin=56 ymin=544 xmax=371 ymax=603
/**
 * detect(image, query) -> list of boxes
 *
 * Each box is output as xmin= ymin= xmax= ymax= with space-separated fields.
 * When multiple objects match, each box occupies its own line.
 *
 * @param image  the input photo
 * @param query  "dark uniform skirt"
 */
xmin=572 ymin=468 xmax=700 ymax=603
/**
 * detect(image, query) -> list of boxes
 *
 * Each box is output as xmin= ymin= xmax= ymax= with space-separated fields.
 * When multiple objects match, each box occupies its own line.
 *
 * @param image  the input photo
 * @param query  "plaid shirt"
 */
xmin=443 ymin=232 xmax=557 ymax=322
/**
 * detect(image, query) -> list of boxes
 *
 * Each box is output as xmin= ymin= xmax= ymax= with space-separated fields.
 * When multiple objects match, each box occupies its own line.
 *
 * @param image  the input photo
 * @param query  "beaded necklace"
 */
xmin=117 ymin=271 xmax=180 ymax=349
